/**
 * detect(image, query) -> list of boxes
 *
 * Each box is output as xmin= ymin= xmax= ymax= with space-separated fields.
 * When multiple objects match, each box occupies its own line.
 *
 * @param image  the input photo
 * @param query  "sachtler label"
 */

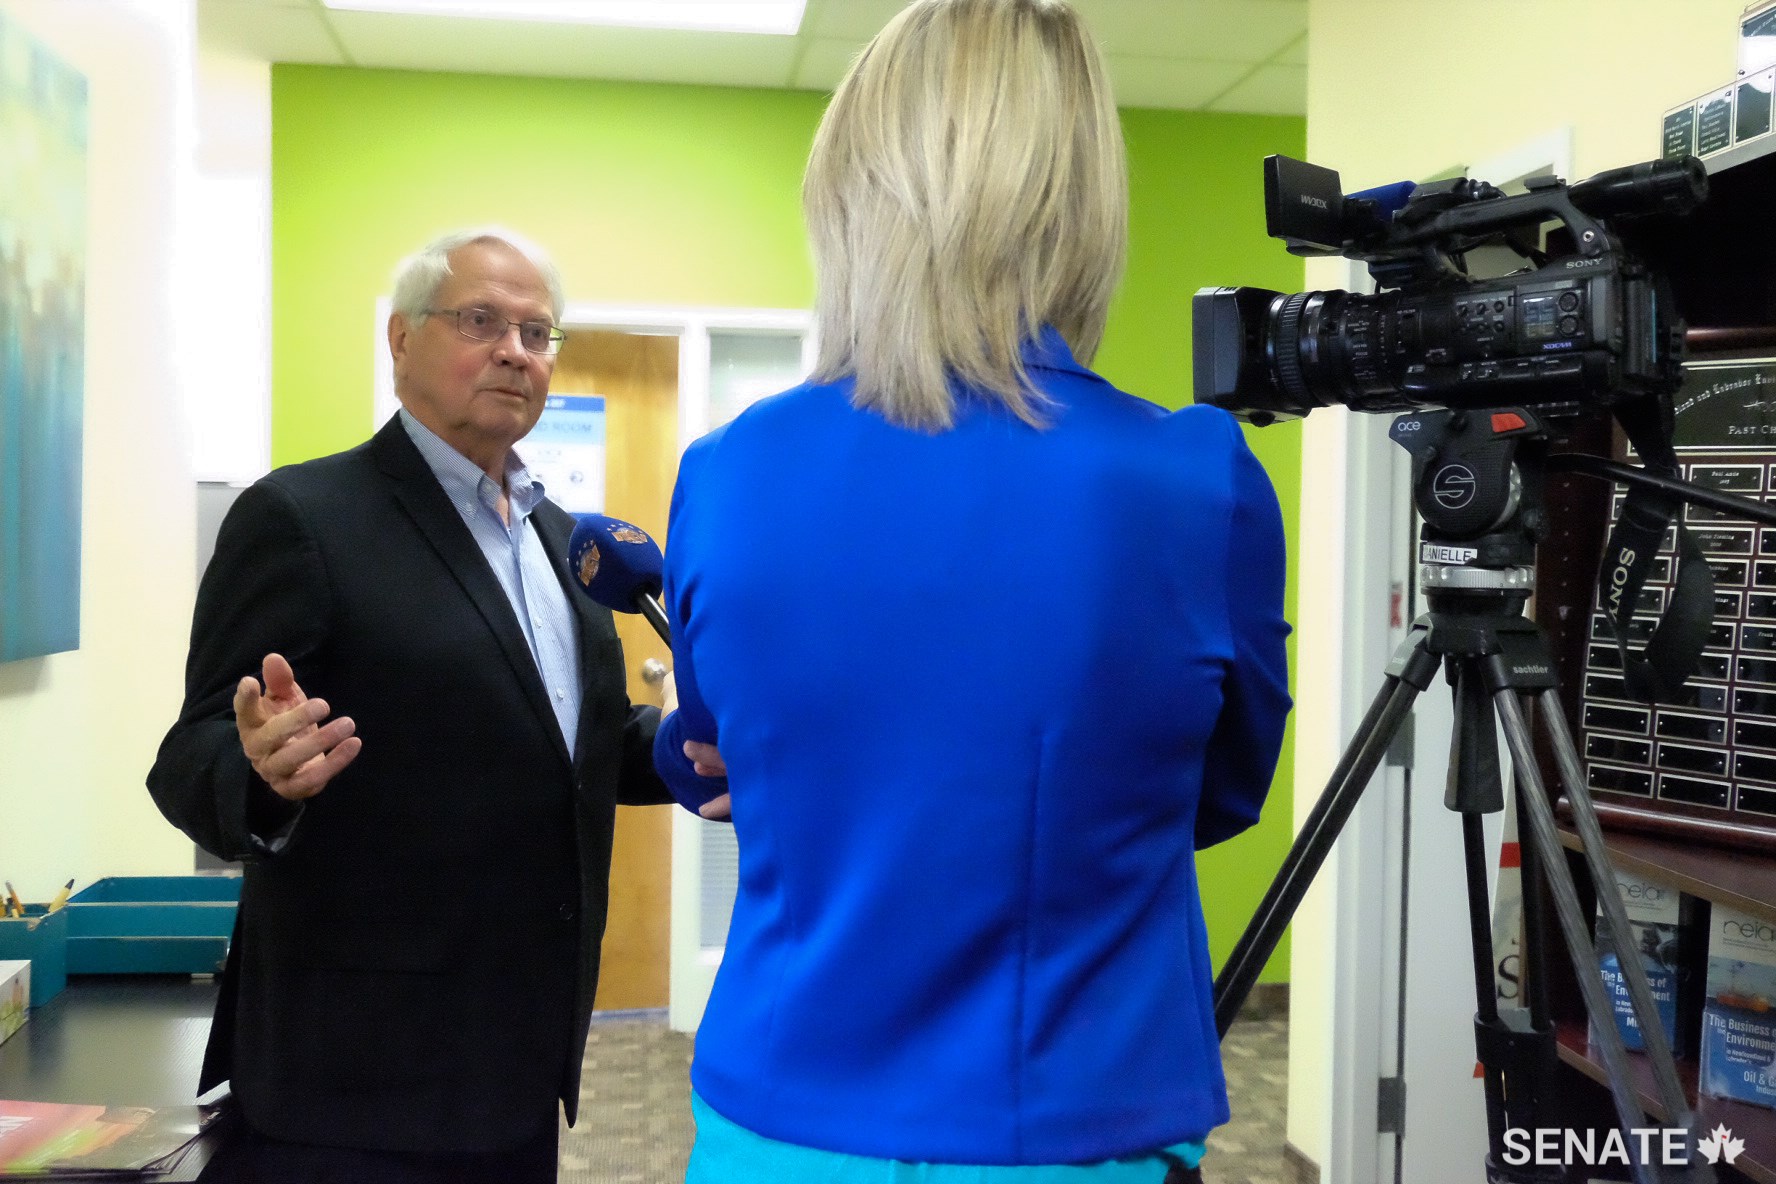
xmin=1421 ymin=543 xmax=1479 ymax=565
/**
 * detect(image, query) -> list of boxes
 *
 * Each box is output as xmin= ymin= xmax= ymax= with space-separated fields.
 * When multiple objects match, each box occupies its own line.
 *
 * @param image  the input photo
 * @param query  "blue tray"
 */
xmin=65 ymin=876 xmax=241 ymax=975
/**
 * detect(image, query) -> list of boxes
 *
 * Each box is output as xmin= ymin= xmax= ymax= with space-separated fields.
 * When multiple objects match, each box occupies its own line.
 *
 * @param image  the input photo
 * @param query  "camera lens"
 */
xmin=1262 ymin=289 xmax=1401 ymax=413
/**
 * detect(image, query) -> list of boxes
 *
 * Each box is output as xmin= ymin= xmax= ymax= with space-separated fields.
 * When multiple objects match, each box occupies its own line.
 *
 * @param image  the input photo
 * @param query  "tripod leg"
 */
xmin=1462 ymin=810 xmax=1537 ymax=1148
xmin=1446 ymin=661 xmax=1562 ymax=1181
xmin=1489 ymin=680 xmax=1702 ymax=1184
xmin=1213 ymin=641 xmax=1439 ymax=1036
xmin=1473 ymin=780 xmax=1568 ymax=1184
xmin=1536 ymin=692 xmax=1713 ymax=1179
xmin=1515 ymin=783 xmax=1556 ymax=1035
xmin=1463 ymin=811 xmax=1512 ymax=1144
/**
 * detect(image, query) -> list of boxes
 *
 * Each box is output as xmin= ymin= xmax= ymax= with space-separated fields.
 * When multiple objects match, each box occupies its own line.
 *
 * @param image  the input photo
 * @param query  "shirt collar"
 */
xmin=1022 ymin=324 xmax=1102 ymax=383
xmin=398 ymin=408 xmax=545 ymax=518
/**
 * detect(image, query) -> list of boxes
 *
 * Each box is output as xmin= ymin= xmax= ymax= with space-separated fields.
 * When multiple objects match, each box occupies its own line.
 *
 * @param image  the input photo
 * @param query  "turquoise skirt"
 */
xmin=686 ymin=1093 xmax=1205 ymax=1183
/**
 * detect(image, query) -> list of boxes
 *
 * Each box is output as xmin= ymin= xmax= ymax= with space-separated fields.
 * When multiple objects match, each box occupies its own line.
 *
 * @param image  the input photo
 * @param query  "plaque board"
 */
xmin=1700 ymin=85 xmax=1738 ymax=157
xmin=1575 ymin=360 xmax=1776 ymax=850
xmin=1663 ymin=101 xmax=1698 ymax=160
xmin=1740 ymin=66 xmax=1776 ymax=146
xmin=1744 ymin=1 xmax=1776 ymax=78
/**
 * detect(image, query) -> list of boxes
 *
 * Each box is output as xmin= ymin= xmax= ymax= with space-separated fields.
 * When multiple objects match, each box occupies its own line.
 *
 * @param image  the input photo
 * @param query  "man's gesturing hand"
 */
xmin=235 ymin=653 xmax=361 ymax=801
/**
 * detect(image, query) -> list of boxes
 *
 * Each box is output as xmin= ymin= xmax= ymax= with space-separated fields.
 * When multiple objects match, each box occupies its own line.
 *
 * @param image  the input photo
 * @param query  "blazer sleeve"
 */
xmin=1195 ymin=421 xmax=1293 ymax=849
xmin=616 ymin=703 xmax=672 ymax=806
xmin=147 ymin=479 xmax=328 ymax=861
xmin=652 ymin=437 xmax=730 ymax=816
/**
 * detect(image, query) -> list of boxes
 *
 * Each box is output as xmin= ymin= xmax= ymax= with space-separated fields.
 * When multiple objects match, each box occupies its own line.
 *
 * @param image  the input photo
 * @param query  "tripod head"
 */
xmin=1389 ymin=408 xmax=1551 ymax=617
xmin=1388 ymin=403 xmax=1776 ymax=705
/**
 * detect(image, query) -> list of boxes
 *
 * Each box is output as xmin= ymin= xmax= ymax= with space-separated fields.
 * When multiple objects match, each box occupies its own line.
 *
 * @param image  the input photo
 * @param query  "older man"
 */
xmin=149 ymin=227 xmax=667 ymax=1183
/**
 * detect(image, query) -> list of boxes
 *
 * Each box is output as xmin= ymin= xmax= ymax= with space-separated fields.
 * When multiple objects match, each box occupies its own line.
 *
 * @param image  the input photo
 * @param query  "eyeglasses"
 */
xmin=425 ymin=307 xmax=565 ymax=356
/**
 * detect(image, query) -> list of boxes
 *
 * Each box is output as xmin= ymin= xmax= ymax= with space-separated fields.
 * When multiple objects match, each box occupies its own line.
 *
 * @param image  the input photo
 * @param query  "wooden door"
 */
xmin=551 ymin=328 xmax=678 ymax=1010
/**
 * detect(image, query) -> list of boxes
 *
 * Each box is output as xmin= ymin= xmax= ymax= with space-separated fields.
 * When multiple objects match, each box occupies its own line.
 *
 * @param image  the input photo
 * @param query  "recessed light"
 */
xmin=320 ymin=0 xmax=808 ymax=36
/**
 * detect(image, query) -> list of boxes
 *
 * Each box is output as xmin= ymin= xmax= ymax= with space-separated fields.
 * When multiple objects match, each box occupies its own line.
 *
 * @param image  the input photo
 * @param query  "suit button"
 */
xmin=558 ymin=903 xmax=577 ymax=922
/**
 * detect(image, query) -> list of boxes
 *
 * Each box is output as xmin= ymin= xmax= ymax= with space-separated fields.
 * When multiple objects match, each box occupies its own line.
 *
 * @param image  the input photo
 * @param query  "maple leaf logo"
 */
xmin=1697 ymin=1124 xmax=1745 ymax=1165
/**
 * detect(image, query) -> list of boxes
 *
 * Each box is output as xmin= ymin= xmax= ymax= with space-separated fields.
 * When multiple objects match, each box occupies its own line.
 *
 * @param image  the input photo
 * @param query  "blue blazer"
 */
xmin=656 ymin=328 xmax=1291 ymax=1165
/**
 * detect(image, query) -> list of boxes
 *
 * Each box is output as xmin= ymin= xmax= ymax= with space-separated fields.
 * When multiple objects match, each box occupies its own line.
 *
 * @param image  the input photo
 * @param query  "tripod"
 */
xmin=1212 ymin=407 xmax=1728 ymax=1184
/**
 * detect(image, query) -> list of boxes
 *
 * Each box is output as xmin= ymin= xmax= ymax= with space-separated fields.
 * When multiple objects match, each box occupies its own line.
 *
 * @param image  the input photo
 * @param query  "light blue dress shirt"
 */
xmin=399 ymin=409 xmax=582 ymax=753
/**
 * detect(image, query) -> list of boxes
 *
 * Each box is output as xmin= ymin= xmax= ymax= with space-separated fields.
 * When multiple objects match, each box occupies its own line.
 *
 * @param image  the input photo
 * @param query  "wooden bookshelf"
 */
xmin=1557 ymin=828 xmax=1776 ymax=929
xmin=1554 ymin=1015 xmax=1776 ymax=1183
xmin=1534 ymin=128 xmax=1776 ymax=1182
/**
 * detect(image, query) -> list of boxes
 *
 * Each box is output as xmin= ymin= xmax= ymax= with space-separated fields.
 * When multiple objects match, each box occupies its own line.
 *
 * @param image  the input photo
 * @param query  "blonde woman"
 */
xmin=654 ymin=2 xmax=1292 ymax=1180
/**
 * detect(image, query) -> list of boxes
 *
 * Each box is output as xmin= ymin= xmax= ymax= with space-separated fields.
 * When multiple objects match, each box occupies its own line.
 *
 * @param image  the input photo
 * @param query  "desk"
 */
xmin=0 ymin=975 xmax=229 ymax=1180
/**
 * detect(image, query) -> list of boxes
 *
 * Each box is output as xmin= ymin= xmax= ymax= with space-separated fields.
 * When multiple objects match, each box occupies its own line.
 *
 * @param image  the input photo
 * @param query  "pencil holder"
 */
xmin=0 ymin=905 xmax=68 ymax=1006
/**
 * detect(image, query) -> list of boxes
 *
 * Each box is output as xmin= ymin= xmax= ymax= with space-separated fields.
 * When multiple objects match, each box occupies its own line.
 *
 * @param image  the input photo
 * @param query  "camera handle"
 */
xmin=1211 ymin=411 xmax=1727 ymax=1183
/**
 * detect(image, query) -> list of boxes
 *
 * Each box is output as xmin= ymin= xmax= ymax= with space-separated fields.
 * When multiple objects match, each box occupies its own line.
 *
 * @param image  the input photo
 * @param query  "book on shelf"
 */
xmin=0 ymin=1099 xmax=219 ymax=1178
xmin=1590 ymin=868 xmax=1699 ymax=1057
xmin=1701 ymin=905 xmax=1776 ymax=1109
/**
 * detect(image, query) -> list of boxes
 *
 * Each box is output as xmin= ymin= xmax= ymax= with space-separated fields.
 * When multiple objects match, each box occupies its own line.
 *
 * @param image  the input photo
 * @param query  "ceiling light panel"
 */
xmin=321 ymin=0 xmax=808 ymax=35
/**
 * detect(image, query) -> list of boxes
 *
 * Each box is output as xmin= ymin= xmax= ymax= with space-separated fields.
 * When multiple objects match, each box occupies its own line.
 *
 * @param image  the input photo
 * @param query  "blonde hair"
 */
xmin=803 ymin=0 xmax=1127 ymax=431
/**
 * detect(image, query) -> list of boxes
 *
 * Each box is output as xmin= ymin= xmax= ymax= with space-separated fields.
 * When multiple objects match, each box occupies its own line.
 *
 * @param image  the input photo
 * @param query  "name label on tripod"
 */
xmin=1420 ymin=542 xmax=1479 ymax=565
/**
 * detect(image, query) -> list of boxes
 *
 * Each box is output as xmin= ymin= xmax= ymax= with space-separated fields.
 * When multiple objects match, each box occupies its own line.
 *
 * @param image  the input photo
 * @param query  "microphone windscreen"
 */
xmin=567 ymin=514 xmax=664 ymax=614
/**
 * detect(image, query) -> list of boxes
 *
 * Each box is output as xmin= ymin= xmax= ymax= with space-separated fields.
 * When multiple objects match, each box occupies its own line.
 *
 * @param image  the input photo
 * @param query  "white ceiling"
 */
xmin=197 ymin=0 xmax=1308 ymax=115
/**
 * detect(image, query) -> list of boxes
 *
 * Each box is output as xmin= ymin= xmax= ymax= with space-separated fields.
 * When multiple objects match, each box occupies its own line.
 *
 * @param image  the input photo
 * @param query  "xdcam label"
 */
xmin=1432 ymin=464 xmax=1477 ymax=509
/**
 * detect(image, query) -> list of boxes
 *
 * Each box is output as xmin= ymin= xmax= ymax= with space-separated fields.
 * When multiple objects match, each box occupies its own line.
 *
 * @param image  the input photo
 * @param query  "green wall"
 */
xmin=1099 ymin=108 xmax=1306 ymax=983
xmin=271 ymin=66 xmax=1304 ymax=981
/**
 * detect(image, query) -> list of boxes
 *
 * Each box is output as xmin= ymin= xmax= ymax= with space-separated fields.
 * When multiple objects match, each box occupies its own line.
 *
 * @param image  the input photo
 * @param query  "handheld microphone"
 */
xmin=566 ymin=514 xmax=671 ymax=644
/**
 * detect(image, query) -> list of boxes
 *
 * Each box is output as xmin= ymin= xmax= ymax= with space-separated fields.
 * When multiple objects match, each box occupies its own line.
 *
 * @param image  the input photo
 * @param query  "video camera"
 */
xmin=1194 ymin=154 xmax=1709 ymax=426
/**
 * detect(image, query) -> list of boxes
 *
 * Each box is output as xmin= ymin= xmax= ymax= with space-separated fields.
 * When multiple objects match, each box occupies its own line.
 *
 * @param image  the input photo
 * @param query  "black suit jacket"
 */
xmin=148 ymin=416 xmax=668 ymax=1155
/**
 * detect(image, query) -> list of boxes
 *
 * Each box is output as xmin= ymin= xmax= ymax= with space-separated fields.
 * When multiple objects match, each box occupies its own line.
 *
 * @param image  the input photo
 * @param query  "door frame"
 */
xmin=1288 ymin=127 xmax=1575 ymax=1184
xmin=1386 ymin=128 xmax=1576 ymax=1184
xmin=543 ymin=305 xmax=815 ymax=1032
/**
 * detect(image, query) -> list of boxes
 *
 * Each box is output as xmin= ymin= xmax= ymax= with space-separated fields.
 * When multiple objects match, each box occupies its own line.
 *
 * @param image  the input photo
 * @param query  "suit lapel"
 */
xmin=532 ymin=500 xmax=621 ymax=772
xmin=371 ymin=418 xmax=573 ymax=770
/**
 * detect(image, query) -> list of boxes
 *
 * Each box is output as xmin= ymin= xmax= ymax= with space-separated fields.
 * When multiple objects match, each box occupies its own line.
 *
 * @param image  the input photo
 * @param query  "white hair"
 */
xmin=389 ymin=225 xmax=565 ymax=324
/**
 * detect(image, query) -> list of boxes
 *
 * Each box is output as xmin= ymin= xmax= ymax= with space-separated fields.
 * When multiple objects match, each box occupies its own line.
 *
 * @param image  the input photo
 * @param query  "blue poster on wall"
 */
xmin=520 ymin=393 xmax=605 ymax=516
xmin=0 ymin=13 xmax=87 ymax=663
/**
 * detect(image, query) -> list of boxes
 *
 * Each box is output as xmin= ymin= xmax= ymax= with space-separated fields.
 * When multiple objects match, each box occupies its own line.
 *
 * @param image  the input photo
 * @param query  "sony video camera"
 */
xmin=1194 ymin=154 xmax=1709 ymax=425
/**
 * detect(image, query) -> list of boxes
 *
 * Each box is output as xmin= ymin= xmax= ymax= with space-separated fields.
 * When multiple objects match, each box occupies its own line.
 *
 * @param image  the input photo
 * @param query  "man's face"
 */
xmin=389 ymin=240 xmax=557 ymax=472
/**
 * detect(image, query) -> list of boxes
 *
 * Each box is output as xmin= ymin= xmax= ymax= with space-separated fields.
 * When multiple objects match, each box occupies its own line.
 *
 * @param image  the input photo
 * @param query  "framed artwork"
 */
xmin=0 ymin=12 xmax=86 ymax=662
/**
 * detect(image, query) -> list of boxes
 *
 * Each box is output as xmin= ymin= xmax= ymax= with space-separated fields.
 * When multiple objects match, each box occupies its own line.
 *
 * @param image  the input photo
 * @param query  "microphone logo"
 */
xmin=612 ymin=526 xmax=648 ymax=544
xmin=577 ymin=545 xmax=601 ymax=586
